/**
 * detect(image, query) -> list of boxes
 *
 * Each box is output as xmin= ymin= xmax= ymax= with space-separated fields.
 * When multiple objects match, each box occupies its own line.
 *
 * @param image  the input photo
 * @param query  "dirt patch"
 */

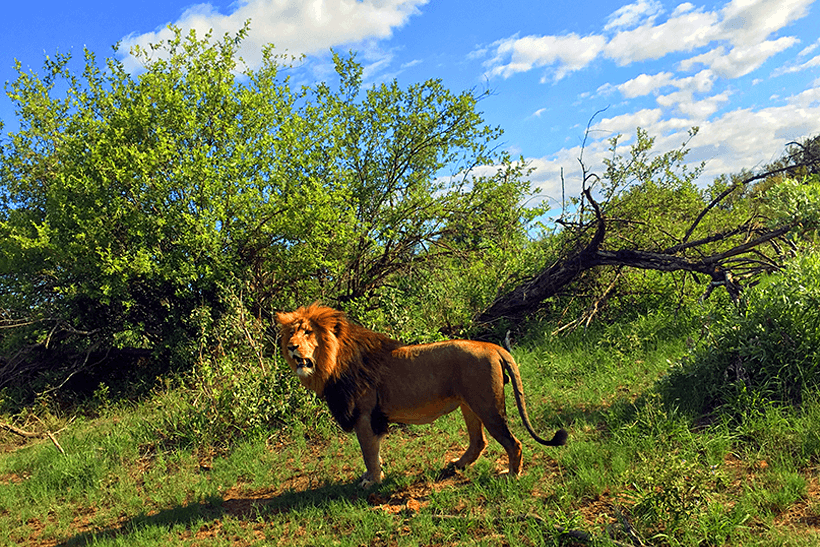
xmin=366 ymin=469 xmax=472 ymax=516
xmin=575 ymin=493 xmax=619 ymax=529
xmin=773 ymin=472 xmax=820 ymax=532
xmin=0 ymin=472 xmax=26 ymax=485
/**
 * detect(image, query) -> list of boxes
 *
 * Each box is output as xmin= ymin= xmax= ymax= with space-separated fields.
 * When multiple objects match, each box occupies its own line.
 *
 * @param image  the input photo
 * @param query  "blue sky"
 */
xmin=2 ymin=0 xmax=819 ymax=211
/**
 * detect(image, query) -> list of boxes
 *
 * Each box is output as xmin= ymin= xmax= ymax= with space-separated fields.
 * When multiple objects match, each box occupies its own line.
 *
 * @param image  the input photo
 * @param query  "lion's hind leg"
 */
xmin=451 ymin=404 xmax=487 ymax=469
xmin=479 ymin=412 xmax=523 ymax=476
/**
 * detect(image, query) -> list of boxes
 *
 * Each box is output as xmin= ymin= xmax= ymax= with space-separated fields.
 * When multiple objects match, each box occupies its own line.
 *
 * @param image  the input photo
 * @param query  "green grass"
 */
xmin=2 ymin=309 xmax=820 ymax=546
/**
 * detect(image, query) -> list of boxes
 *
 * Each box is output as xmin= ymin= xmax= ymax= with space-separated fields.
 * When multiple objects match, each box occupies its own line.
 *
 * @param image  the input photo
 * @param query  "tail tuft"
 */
xmin=550 ymin=428 xmax=569 ymax=446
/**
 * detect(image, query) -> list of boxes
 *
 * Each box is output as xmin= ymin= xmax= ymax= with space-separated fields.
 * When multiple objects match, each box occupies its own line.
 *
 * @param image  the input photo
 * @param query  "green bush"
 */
xmin=139 ymin=289 xmax=327 ymax=450
xmin=661 ymin=252 xmax=820 ymax=419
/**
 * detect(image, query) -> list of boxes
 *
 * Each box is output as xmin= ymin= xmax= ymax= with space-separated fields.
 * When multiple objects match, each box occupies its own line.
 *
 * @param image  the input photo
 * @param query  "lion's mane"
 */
xmin=283 ymin=304 xmax=403 ymax=432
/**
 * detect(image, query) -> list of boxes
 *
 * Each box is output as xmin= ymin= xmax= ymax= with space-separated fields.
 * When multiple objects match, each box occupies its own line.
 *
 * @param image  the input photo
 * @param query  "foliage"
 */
xmin=763 ymin=134 xmax=820 ymax=181
xmin=140 ymin=288 xmax=327 ymax=450
xmin=528 ymin=128 xmax=820 ymax=329
xmin=0 ymin=25 xmax=539 ymax=400
xmin=308 ymin=54 xmax=540 ymax=304
xmin=1 ymin=26 xmax=294 ymax=388
xmin=661 ymin=251 xmax=820 ymax=419
xmin=598 ymin=128 xmax=707 ymax=251
xmin=538 ymin=129 xmax=709 ymax=324
xmin=762 ymin=175 xmax=820 ymax=239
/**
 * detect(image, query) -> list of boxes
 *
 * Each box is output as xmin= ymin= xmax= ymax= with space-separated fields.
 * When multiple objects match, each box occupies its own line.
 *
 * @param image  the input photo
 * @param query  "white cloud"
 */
xmin=594 ymin=108 xmax=664 ymax=134
xmin=522 ymin=147 xmax=595 ymax=209
xmin=484 ymin=1 xmax=818 ymax=196
xmin=614 ymin=71 xmax=676 ymax=98
xmin=679 ymin=69 xmax=718 ymax=94
xmin=519 ymin=78 xmax=820 ymax=210
xmin=688 ymin=37 xmax=800 ymax=78
xmin=671 ymin=2 xmax=696 ymax=16
xmin=798 ymin=38 xmax=820 ymax=57
xmin=484 ymin=33 xmax=607 ymax=80
xmin=773 ymin=53 xmax=820 ymax=76
xmin=604 ymin=8 xmax=720 ymax=65
xmin=541 ymin=84 xmax=820 ymax=187
xmin=787 ymin=85 xmax=820 ymax=108
xmin=119 ymin=0 xmax=428 ymax=70
xmin=719 ymin=0 xmax=813 ymax=48
xmin=658 ymin=89 xmax=731 ymax=118
xmin=604 ymin=69 xmax=723 ymax=117
xmin=693 ymin=106 xmax=816 ymax=174
xmin=604 ymin=0 xmax=664 ymax=30
xmin=482 ymin=0 xmax=807 ymax=82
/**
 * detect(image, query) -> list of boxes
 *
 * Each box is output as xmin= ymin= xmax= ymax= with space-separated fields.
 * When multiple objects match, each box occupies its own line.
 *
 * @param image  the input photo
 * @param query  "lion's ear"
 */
xmin=332 ymin=315 xmax=347 ymax=337
xmin=274 ymin=312 xmax=291 ymax=326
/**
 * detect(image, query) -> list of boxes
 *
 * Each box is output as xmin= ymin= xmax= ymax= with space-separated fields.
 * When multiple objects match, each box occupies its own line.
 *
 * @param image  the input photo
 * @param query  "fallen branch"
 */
xmin=46 ymin=431 xmax=66 ymax=456
xmin=0 ymin=421 xmax=41 ymax=438
xmin=2 ymin=419 xmax=68 ymax=455
xmin=474 ymin=139 xmax=819 ymax=328
xmin=614 ymin=506 xmax=646 ymax=547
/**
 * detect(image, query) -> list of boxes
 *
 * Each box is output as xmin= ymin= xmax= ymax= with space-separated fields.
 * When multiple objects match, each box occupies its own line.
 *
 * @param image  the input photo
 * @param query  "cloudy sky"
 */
xmin=2 ymin=0 xmax=819 ymax=211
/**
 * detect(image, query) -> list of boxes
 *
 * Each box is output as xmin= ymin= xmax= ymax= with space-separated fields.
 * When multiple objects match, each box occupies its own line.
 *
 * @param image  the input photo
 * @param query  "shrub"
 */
xmin=140 ymin=289 xmax=327 ymax=450
xmin=661 ymin=252 xmax=820 ymax=419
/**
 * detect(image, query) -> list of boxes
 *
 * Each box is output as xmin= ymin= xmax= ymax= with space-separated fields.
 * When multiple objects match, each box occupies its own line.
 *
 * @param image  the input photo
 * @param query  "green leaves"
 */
xmin=0 ymin=27 xmax=287 ymax=377
xmin=597 ymin=127 xmax=707 ymax=252
xmin=1 ymin=23 xmax=539 ymax=391
xmin=663 ymin=253 xmax=820 ymax=417
xmin=763 ymin=177 xmax=820 ymax=236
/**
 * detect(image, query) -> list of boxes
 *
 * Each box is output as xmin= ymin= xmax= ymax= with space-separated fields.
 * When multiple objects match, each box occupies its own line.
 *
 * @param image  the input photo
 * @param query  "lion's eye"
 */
xmin=303 ymin=329 xmax=312 ymax=336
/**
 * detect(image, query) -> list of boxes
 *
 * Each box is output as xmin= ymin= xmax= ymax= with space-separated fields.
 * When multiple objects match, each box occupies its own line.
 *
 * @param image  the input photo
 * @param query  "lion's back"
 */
xmin=381 ymin=339 xmax=506 ymax=391
xmin=391 ymin=339 xmax=506 ymax=364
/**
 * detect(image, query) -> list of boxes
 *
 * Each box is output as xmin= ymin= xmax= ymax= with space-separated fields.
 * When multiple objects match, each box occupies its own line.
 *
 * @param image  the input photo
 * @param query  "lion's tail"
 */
xmin=502 ymin=332 xmax=568 ymax=447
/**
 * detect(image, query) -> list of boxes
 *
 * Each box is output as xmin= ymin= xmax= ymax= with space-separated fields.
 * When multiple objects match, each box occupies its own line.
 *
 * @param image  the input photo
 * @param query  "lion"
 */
xmin=275 ymin=303 xmax=567 ymax=487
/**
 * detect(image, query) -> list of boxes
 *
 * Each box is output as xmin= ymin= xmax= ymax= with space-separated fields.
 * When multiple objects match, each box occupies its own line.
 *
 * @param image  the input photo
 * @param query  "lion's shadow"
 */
xmin=52 ymin=479 xmax=371 ymax=547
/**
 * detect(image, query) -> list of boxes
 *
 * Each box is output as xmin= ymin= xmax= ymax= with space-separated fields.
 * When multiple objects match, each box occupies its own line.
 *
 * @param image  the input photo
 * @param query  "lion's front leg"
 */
xmin=354 ymin=417 xmax=384 ymax=488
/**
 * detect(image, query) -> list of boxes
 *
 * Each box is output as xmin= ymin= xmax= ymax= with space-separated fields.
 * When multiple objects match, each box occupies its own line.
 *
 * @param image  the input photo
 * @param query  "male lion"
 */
xmin=275 ymin=303 xmax=567 ymax=487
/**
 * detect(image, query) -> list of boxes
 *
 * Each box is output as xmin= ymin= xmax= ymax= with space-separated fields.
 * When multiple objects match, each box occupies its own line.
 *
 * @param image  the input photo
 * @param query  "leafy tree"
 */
xmin=1 ymin=26 xmax=290 ymax=388
xmin=279 ymin=52 xmax=538 ymax=306
xmin=0 ymin=26 xmax=539 ymax=397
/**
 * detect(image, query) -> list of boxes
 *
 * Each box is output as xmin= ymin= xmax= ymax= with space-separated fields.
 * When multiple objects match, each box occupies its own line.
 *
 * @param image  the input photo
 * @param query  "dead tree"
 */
xmin=477 ymin=151 xmax=818 ymax=327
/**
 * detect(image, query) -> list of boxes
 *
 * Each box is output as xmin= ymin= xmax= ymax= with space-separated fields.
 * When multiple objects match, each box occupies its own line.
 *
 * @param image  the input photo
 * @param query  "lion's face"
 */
xmin=281 ymin=319 xmax=319 ymax=379
xmin=275 ymin=304 xmax=346 ymax=393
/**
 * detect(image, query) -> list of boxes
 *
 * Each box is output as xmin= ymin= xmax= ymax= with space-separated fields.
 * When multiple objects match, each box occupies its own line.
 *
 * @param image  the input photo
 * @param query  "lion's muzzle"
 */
xmin=291 ymin=355 xmax=315 ymax=377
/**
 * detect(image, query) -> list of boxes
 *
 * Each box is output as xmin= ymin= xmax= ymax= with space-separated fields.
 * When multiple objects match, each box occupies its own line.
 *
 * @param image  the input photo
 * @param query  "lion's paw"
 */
xmin=358 ymin=471 xmax=384 ymax=489
xmin=496 ymin=469 xmax=522 ymax=480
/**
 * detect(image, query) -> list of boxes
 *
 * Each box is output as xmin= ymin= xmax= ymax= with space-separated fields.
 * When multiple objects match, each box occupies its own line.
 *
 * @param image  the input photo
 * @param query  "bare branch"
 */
xmin=0 ymin=422 xmax=41 ymax=438
xmin=681 ymin=163 xmax=805 ymax=245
